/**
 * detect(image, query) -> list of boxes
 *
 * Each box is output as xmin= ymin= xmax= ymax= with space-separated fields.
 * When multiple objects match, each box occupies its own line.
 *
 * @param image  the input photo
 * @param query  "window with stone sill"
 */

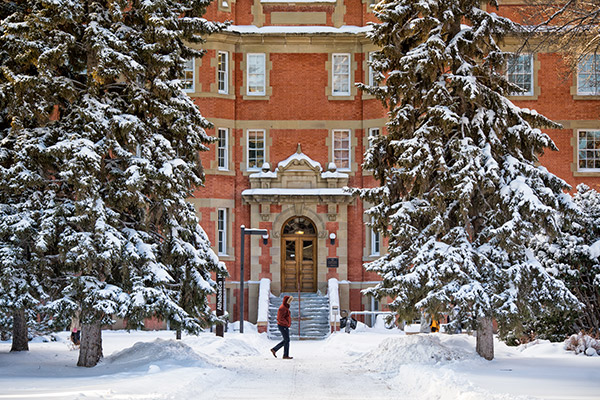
xmin=218 ymin=208 xmax=228 ymax=255
xmin=370 ymin=217 xmax=380 ymax=256
xmin=217 ymin=128 xmax=228 ymax=170
xmin=368 ymin=127 xmax=379 ymax=149
xmin=333 ymin=129 xmax=351 ymax=170
xmin=247 ymin=129 xmax=265 ymax=170
xmin=247 ymin=53 xmax=266 ymax=96
xmin=506 ymin=53 xmax=533 ymax=96
xmin=578 ymin=130 xmax=600 ymax=171
xmin=332 ymin=53 xmax=351 ymax=96
xmin=183 ymin=58 xmax=195 ymax=92
xmin=217 ymin=51 xmax=228 ymax=94
xmin=577 ymin=54 xmax=600 ymax=95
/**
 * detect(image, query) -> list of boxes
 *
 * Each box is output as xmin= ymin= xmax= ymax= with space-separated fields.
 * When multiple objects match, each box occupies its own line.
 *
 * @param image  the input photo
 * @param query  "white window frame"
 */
xmin=183 ymin=58 xmax=195 ymax=92
xmin=332 ymin=129 xmax=351 ymax=171
xmin=247 ymin=53 xmax=266 ymax=96
xmin=368 ymin=52 xmax=376 ymax=87
xmin=217 ymin=208 xmax=228 ymax=255
xmin=370 ymin=217 xmax=380 ymax=256
xmin=506 ymin=53 xmax=533 ymax=96
xmin=332 ymin=53 xmax=351 ymax=96
xmin=577 ymin=54 xmax=600 ymax=95
xmin=217 ymin=128 xmax=229 ymax=170
xmin=247 ymin=129 xmax=265 ymax=170
xmin=368 ymin=127 xmax=380 ymax=149
xmin=577 ymin=129 xmax=600 ymax=171
xmin=217 ymin=51 xmax=228 ymax=94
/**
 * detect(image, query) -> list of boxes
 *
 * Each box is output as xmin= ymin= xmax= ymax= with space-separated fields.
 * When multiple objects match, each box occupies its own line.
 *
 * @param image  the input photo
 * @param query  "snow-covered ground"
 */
xmin=0 ymin=323 xmax=598 ymax=400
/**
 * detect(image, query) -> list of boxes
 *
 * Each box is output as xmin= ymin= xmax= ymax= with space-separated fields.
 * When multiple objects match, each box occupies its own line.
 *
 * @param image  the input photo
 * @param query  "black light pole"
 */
xmin=239 ymin=225 xmax=268 ymax=333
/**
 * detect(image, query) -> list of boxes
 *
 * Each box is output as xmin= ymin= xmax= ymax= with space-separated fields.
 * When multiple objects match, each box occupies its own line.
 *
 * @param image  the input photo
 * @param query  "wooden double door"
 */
xmin=281 ymin=235 xmax=317 ymax=292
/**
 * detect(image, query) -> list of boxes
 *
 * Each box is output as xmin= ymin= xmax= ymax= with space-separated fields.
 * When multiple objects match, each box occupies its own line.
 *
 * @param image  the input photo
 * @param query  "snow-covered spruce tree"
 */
xmin=0 ymin=2 xmax=64 ymax=351
xmin=531 ymin=184 xmax=600 ymax=339
xmin=359 ymin=0 xmax=578 ymax=359
xmin=1 ymin=0 xmax=226 ymax=367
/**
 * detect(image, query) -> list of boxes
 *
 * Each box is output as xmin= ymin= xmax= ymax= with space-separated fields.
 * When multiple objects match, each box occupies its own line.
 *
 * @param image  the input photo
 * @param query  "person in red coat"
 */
xmin=270 ymin=295 xmax=293 ymax=359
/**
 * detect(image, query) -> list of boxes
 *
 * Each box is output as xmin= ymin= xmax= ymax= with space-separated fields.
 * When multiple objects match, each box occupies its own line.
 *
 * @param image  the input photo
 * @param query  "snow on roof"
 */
xmin=249 ymin=170 xmax=278 ymax=178
xmin=242 ymin=188 xmax=351 ymax=196
xmin=321 ymin=170 xmax=348 ymax=179
xmin=277 ymin=151 xmax=323 ymax=171
xmin=227 ymin=25 xmax=372 ymax=35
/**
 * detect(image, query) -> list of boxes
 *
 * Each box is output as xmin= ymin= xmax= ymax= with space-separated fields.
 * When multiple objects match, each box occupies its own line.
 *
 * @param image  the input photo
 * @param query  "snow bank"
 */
xmin=185 ymin=335 xmax=261 ymax=358
xmin=389 ymin=364 xmax=537 ymax=400
xmin=106 ymin=338 xmax=211 ymax=369
xmin=359 ymin=334 xmax=473 ymax=372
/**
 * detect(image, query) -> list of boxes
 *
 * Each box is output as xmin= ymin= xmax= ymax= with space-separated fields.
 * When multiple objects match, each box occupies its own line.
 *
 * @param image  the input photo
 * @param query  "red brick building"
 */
xmin=184 ymin=0 xmax=600 ymax=327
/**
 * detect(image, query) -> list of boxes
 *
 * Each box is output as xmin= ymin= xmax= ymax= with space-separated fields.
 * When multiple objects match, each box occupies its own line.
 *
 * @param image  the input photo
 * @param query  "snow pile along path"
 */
xmin=359 ymin=334 xmax=471 ymax=372
xmin=106 ymin=338 xmax=211 ymax=370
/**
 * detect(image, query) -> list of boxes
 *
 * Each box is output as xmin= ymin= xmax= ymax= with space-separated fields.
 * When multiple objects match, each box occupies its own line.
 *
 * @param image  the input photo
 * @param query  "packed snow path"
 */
xmin=1 ymin=327 xmax=599 ymax=400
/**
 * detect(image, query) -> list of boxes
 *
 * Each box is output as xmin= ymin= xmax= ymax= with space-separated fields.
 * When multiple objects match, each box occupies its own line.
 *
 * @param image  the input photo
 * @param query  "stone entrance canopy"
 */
xmin=241 ymin=144 xmax=355 ymax=221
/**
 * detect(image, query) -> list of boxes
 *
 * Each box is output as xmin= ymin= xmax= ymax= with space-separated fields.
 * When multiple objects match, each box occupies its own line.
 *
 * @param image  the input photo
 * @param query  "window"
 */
xmin=506 ymin=54 xmax=533 ymax=96
xmin=368 ymin=127 xmax=379 ymax=148
xmin=578 ymin=54 xmax=600 ymax=95
xmin=217 ymin=128 xmax=228 ymax=170
xmin=247 ymin=129 xmax=265 ymax=170
xmin=370 ymin=217 xmax=380 ymax=256
xmin=333 ymin=129 xmax=351 ymax=170
xmin=183 ymin=59 xmax=195 ymax=92
xmin=217 ymin=51 xmax=228 ymax=94
xmin=578 ymin=130 xmax=600 ymax=170
xmin=247 ymin=53 xmax=266 ymax=95
xmin=332 ymin=54 xmax=351 ymax=96
xmin=368 ymin=52 xmax=376 ymax=87
xmin=217 ymin=209 xmax=227 ymax=255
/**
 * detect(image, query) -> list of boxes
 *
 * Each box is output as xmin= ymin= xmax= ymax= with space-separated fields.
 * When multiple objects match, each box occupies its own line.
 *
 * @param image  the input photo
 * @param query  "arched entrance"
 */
xmin=281 ymin=216 xmax=317 ymax=292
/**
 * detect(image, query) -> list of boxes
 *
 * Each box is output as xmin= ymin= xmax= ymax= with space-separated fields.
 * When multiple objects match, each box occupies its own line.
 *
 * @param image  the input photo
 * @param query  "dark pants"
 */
xmin=272 ymin=325 xmax=290 ymax=357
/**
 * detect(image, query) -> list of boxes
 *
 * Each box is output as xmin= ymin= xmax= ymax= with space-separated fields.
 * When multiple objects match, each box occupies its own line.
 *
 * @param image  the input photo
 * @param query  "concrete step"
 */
xmin=268 ymin=293 xmax=330 ymax=341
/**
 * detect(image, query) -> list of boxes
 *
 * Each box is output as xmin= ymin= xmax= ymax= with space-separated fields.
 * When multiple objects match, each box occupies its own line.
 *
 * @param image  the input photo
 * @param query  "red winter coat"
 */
xmin=277 ymin=296 xmax=292 ymax=327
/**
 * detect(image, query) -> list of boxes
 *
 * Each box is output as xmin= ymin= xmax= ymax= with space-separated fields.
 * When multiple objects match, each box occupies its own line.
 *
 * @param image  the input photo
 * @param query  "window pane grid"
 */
xmin=370 ymin=217 xmax=380 ymax=256
xmin=183 ymin=59 xmax=194 ymax=91
xmin=579 ymin=130 xmax=600 ymax=170
xmin=333 ymin=130 xmax=351 ymax=169
xmin=217 ymin=128 xmax=228 ymax=170
xmin=247 ymin=130 xmax=265 ymax=169
xmin=218 ymin=52 xmax=228 ymax=94
xmin=368 ymin=52 xmax=375 ymax=87
xmin=218 ymin=209 xmax=227 ymax=255
xmin=333 ymin=54 xmax=350 ymax=95
xmin=368 ymin=127 xmax=379 ymax=148
xmin=247 ymin=54 xmax=265 ymax=95
xmin=578 ymin=54 xmax=600 ymax=95
xmin=507 ymin=54 xmax=533 ymax=95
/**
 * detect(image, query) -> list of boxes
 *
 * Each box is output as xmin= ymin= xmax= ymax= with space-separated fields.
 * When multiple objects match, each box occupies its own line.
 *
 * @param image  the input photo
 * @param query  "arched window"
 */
xmin=282 ymin=217 xmax=316 ymax=235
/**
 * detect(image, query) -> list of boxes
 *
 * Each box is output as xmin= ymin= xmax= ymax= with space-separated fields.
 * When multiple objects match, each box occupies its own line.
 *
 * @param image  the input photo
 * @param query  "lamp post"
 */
xmin=239 ymin=225 xmax=269 ymax=333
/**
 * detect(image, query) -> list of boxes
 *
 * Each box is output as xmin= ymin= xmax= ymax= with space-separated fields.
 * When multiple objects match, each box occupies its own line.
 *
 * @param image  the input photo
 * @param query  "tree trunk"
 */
xmin=476 ymin=316 xmax=494 ymax=360
xmin=10 ymin=309 xmax=29 ymax=352
xmin=176 ymin=329 xmax=182 ymax=340
xmin=77 ymin=322 xmax=103 ymax=367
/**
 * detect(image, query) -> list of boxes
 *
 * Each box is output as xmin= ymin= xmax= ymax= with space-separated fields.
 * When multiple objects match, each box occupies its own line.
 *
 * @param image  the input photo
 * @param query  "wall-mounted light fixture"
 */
xmin=262 ymin=234 xmax=269 ymax=246
xmin=329 ymin=232 xmax=337 ymax=246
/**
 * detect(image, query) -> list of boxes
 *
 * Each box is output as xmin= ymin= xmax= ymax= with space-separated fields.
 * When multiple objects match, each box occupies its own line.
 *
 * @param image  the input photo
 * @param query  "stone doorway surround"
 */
xmin=241 ymin=144 xmax=356 ymax=321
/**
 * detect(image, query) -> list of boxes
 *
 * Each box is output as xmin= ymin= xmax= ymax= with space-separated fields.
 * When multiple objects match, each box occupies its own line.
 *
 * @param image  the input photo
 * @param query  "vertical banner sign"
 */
xmin=216 ymin=275 xmax=224 ymax=337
